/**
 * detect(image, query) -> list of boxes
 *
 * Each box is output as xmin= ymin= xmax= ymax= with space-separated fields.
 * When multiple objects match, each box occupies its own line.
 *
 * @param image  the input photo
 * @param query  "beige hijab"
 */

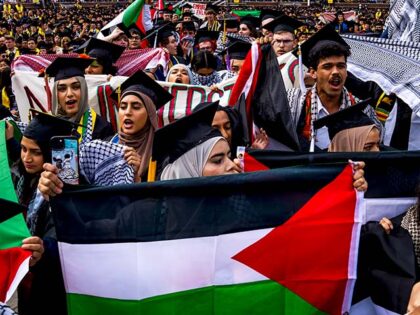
xmin=51 ymin=76 xmax=89 ymax=123
xmin=118 ymin=91 xmax=157 ymax=178
xmin=328 ymin=125 xmax=377 ymax=152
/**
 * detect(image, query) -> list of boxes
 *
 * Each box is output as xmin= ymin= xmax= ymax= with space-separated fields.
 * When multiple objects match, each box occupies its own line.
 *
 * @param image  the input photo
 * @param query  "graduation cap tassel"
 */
xmin=44 ymin=74 xmax=52 ymax=112
xmin=297 ymin=44 xmax=307 ymax=94
xmin=117 ymin=83 xmax=121 ymax=107
xmin=147 ymin=158 xmax=157 ymax=182
xmin=222 ymin=18 xmax=227 ymax=45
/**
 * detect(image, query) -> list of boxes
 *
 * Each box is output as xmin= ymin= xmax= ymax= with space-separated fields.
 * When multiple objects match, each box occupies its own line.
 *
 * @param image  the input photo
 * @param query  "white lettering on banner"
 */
xmin=12 ymin=71 xmax=236 ymax=126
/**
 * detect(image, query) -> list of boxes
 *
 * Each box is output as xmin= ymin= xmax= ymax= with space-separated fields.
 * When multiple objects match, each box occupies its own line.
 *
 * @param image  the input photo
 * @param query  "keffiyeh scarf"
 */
xmin=192 ymin=71 xmax=222 ymax=87
xmin=401 ymin=205 xmax=420 ymax=266
xmin=80 ymin=140 xmax=135 ymax=186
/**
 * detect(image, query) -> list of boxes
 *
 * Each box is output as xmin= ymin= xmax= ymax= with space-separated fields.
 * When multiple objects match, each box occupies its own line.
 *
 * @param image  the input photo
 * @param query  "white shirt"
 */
xmin=315 ymin=96 xmax=332 ymax=150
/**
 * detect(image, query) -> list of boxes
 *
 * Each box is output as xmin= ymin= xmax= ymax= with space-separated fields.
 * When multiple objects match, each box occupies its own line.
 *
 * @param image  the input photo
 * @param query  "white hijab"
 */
xmin=161 ymin=136 xmax=224 ymax=180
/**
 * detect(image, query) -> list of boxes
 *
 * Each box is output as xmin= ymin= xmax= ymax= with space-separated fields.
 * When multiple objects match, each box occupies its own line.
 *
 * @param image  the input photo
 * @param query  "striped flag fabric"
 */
xmin=0 ymin=121 xmax=31 ymax=303
xmin=99 ymin=0 xmax=153 ymax=36
xmin=52 ymin=163 xmax=363 ymax=315
xmin=228 ymin=43 xmax=300 ymax=151
xmin=243 ymin=150 xmax=420 ymax=314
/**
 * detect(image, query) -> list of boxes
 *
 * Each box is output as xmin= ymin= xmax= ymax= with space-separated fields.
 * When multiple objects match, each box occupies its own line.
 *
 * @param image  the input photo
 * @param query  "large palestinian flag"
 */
xmin=0 ymin=121 xmax=31 ymax=302
xmin=52 ymin=163 xmax=363 ymax=314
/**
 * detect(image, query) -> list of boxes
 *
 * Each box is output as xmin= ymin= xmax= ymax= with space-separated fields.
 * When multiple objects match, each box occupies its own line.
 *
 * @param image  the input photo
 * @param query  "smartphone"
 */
xmin=50 ymin=136 xmax=79 ymax=185
xmin=236 ymin=146 xmax=245 ymax=169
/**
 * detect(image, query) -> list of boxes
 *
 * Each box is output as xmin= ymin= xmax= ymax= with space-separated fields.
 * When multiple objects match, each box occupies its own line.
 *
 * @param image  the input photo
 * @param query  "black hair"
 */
xmin=191 ymin=51 xmax=218 ymax=72
xmin=308 ymin=40 xmax=351 ymax=70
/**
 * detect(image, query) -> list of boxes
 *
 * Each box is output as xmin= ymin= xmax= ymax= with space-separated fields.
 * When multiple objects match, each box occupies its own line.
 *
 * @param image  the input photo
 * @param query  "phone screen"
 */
xmin=51 ymin=138 xmax=79 ymax=185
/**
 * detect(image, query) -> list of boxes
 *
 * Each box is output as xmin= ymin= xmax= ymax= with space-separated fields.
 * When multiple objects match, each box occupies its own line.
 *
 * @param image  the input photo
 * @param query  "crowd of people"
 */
xmin=1 ymin=0 xmax=420 ymax=314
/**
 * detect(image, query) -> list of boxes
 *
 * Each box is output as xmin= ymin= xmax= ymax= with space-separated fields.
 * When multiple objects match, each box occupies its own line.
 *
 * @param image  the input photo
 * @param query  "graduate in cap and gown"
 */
xmin=151 ymin=101 xmax=241 ymax=181
xmin=80 ymin=37 xmax=125 ymax=75
xmin=200 ymin=4 xmax=221 ymax=32
xmin=146 ymin=23 xmax=187 ymax=81
xmin=219 ymin=37 xmax=252 ymax=81
xmin=109 ymin=70 xmax=173 ymax=182
xmin=263 ymin=15 xmax=306 ymax=89
xmin=313 ymin=99 xmax=381 ymax=152
xmin=10 ymin=110 xmax=81 ymax=315
xmin=285 ymin=24 xmax=382 ymax=151
xmin=45 ymin=56 xmax=114 ymax=145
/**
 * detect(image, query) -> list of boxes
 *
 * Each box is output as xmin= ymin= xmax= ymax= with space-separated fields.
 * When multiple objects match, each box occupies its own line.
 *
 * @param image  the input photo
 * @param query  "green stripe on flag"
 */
xmin=0 ymin=121 xmax=30 ymax=249
xmin=67 ymin=280 xmax=326 ymax=315
xmin=122 ymin=0 xmax=145 ymax=29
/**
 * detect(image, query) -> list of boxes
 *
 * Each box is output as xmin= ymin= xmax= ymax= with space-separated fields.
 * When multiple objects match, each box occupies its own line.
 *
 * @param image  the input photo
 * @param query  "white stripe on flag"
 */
xmin=342 ymin=191 xmax=366 ymax=313
xmin=350 ymin=297 xmax=399 ymax=315
xmin=59 ymin=229 xmax=271 ymax=300
xmin=6 ymin=256 xmax=30 ymax=303
xmin=242 ymin=43 xmax=259 ymax=98
xmin=365 ymin=197 xmax=416 ymax=222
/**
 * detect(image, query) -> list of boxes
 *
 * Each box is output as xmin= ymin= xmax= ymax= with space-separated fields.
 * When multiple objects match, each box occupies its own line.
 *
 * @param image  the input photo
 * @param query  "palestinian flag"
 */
xmin=52 ymin=163 xmax=363 ymax=314
xmin=99 ymin=0 xmax=153 ymax=36
xmin=228 ymin=43 xmax=300 ymax=151
xmin=243 ymin=150 xmax=420 ymax=314
xmin=0 ymin=121 xmax=31 ymax=303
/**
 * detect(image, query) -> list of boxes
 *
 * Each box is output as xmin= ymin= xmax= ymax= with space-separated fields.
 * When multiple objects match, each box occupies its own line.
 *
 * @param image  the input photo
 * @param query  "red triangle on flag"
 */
xmin=243 ymin=152 xmax=270 ymax=172
xmin=233 ymin=165 xmax=358 ymax=315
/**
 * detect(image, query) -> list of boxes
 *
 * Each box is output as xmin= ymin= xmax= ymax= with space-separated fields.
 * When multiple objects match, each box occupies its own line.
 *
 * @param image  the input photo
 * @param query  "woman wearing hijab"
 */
xmin=109 ymin=70 xmax=173 ymax=182
xmin=5 ymin=111 xmax=78 ymax=315
xmin=328 ymin=125 xmax=380 ymax=152
xmin=165 ymin=64 xmax=193 ymax=84
xmin=154 ymin=102 xmax=241 ymax=181
xmin=46 ymin=57 xmax=114 ymax=146
xmin=313 ymin=100 xmax=381 ymax=152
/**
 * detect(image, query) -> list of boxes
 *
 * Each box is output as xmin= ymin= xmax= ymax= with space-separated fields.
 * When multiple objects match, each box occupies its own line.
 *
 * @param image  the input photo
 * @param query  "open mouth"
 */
xmin=175 ymin=77 xmax=183 ymax=83
xmin=123 ymin=119 xmax=134 ymax=129
xmin=66 ymin=99 xmax=77 ymax=107
xmin=329 ymin=77 xmax=342 ymax=88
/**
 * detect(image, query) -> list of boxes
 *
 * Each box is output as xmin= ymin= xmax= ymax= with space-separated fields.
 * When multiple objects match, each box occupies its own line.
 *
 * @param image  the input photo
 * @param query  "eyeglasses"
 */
xmin=273 ymin=39 xmax=293 ymax=45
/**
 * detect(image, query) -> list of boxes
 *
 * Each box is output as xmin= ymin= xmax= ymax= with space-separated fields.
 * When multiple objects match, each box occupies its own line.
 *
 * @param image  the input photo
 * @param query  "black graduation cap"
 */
xmin=240 ymin=15 xmax=260 ymax=29
xmin=44 ymin=57 xmax=93 ymax=81
xmin=194 ymin=30 xmax=220 ymax=46
xmin=182 ymin=3 xmax=192 ymax=9
xmin=0 ymin=198 xmax=26 ymax=224
xmin=263 ymin=14 xmax=305 ymax=34
xmin=313 ymin=98 xmax=374 ymax=140
xmin=224 ymin=38 xmax=251 ymax=60
xmin=147 ymin=22 xmax=176 ymax=45
xmin=260 ymin=9 xmax=282 ymax=23
xmin=205 ymin=4 xmax=219 ymax=14
xmin=181 ymin=21 xmax=196 ymax=31
xmin=82 ymin=37 xmax=125 ymax=63
xmin=152 ymin=101 xmax=221 ymax=165
xmin=218 ymin=17 xmax=239 ymax=29
xmin=111 ymin=70 xmax=173 ymax=110
xmin=294 ymin=23 xmax=350 ymax=68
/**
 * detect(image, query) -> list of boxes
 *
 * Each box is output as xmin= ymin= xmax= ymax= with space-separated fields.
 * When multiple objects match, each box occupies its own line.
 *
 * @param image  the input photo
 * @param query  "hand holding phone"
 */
xmin=50 ymin=136 xmax=79 ymax=185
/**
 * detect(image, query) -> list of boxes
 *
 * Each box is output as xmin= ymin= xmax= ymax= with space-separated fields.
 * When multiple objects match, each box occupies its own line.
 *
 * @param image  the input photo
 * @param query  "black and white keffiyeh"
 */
xmin=401 ymin=205 xmax=420 ymax=266
xmin=191 ymin=71 xmax=222 ymax=87
xmin=384 ymin=0 xmax=420 ymax=42
xmin=80 ymin=140 xmax=135 ymax=186
xmin=215 ymin=32 xmax=254 ymax=56
xmin=344 ymin=35 xmax=420 ymax=112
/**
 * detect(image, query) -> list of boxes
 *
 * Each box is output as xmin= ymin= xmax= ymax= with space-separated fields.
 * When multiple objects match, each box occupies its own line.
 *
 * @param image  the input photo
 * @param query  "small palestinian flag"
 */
xmin=100 ymin=0 xmax=153 ymax=36
xmin=52 ymin=163 xmax=363 ymax=314
xmin=0 ymin=121 xmax=31 ymax=303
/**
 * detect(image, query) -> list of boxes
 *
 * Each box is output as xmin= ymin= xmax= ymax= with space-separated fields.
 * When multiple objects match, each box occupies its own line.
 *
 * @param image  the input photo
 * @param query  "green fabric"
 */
xmin=122 ymin=0 xmax=145 ymax=28
xmin=0 ymin=120 xmax=30 ymax=250
xmin=231 ymin=10 xmax=261 ymax=17
xmin=67 ymin=280 xmax=326 ymax=315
